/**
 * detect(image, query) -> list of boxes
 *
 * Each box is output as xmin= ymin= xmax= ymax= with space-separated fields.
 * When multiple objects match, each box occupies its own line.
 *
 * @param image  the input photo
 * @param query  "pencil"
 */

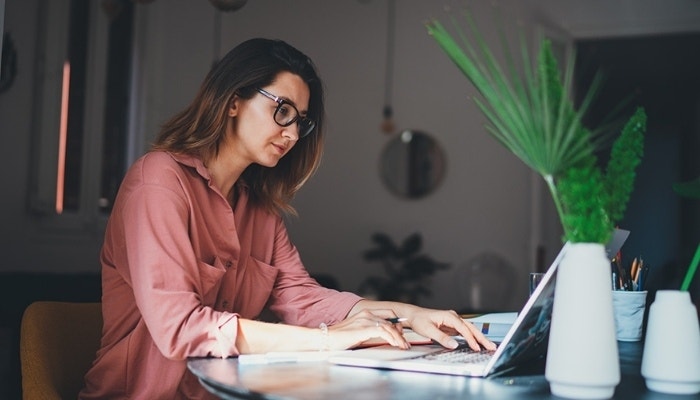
xmin=630 ymin=258 xmax=639 ymax=284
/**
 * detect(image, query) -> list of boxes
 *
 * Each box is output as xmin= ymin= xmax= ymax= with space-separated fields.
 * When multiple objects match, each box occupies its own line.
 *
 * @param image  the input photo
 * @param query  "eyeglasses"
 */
xmin=256 ymin=88 xmax=316 ymax=138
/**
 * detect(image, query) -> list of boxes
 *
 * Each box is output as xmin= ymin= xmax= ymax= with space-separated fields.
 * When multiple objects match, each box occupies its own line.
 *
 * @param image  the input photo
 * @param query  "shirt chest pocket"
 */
xmin=197 ymin=258 xmax=226 ymax=306
xmin=231 ymin=256 xmax=279 ymax=317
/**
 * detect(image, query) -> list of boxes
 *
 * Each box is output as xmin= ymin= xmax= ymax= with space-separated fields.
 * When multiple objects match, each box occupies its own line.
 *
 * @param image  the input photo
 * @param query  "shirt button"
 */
xmin=222 ymin=300 xmax=229 ymax=308
xmin=225 ymin=260 xmax=233 ymax=268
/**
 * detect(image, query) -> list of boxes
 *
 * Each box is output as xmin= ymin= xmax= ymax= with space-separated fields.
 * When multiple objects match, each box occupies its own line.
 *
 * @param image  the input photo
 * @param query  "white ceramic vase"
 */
xmin=641 ymin=290 xmax=700 ymax=395
xmin=545 ymin=243 xmax=620 ymax=399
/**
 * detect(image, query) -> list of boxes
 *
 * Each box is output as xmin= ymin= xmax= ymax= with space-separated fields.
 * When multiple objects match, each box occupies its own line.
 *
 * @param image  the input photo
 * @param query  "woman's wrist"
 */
xmin=349 ymin=299 xmax=422 ymax=323
xmin=384 ymin=301 xmax=421 ymax=321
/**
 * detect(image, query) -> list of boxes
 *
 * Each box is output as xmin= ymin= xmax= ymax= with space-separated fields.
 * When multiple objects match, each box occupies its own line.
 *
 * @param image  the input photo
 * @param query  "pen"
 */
xmin=637 ymin=264 xmax=649 ymax=291
xmin=385 ymin=317 xmax=407 ymax=324
xmin=616 ymin=261 xmax=628 ymax=291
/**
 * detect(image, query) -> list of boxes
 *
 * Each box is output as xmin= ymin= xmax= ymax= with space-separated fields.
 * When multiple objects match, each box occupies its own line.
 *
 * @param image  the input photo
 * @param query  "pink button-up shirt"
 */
xmin=80 ymin=151 xmax=362 ymax=399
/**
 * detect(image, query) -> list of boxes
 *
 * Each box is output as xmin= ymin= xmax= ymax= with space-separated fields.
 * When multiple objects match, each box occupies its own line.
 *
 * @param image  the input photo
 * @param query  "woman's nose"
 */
xmin=282 ymin=125 xmax=300 ymax=141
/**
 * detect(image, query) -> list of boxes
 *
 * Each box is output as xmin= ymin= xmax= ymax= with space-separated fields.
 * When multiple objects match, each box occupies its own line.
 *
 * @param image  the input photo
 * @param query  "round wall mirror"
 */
xmin=380 ymin=130 xmax=446 ymax=199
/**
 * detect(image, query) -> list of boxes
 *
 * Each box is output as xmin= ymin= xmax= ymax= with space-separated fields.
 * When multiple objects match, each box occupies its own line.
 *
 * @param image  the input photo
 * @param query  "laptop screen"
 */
xmin=487 ymin=265 xmax=556 ymax=373
xmin=484 ymin=243 xmax=564 ymax=375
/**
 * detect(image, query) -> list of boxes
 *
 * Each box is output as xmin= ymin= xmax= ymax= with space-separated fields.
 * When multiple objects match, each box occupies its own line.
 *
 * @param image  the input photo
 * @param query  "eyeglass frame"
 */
xmin=255 ymin=88 xmax=316 ymax=138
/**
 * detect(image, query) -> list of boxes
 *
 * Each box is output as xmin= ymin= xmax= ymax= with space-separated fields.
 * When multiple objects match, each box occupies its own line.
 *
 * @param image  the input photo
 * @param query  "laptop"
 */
xmin=328 ymin=230 xmax=629 ymax=377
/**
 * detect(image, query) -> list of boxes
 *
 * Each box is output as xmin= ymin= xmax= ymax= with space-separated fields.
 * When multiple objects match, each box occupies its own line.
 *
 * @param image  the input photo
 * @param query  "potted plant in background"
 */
xmin=671 ymin=177 xmax=700 ymax=299
xmin=427 ymin=10 xmax=646 ymax=399
xmin=358 ymin=232 xmax=449 ymax=305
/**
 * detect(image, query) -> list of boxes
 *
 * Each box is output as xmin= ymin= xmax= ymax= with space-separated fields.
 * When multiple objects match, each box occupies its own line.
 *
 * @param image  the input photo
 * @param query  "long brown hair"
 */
xmin=152 ymin=38 xmax=325 ymax=215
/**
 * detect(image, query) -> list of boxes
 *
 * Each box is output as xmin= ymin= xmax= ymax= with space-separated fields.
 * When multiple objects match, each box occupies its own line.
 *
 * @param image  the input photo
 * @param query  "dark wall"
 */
xmin=575 ymin=33 xmax=700 ymax=295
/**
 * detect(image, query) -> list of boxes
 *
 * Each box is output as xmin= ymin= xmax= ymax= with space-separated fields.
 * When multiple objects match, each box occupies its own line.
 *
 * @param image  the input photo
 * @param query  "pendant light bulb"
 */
xmin=381 ymin=105 xmax=395 ymax=134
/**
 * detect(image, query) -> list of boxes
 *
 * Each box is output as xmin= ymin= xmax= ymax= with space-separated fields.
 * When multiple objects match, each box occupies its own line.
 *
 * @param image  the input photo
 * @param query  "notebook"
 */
xmin=328 ymin=230 xmax=629 ymax=377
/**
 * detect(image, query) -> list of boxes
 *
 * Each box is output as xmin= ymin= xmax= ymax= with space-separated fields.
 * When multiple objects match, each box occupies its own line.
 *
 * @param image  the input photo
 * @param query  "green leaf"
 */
xmin=427 ymin=12 xmax=645 ymax=244
xmin=426 ymin=20 xmax=597 ymax=182
xmin=603 ymin=107 xmax=646 ymax=225
xmin=558 ymin=159 xmax=612 ymax=243
xmin=674 ymin=177 xmax=700 ymax=199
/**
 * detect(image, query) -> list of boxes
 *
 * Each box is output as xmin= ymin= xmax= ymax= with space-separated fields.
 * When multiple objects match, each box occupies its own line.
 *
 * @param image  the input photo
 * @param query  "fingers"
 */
xmin=358 ymin=310 xmax=409 ymax=339
xmin=336 ymin=310 xmax=410 ymax=350
xmin=374 ymin=320 xmax=410 ymax=349
xmin=413 ymin=309 xmax=497 ymax=351
xmin=427 ymin=328 xmax=461 ymax=349
xmin=450 ymin=316 xmax=497 ymax=351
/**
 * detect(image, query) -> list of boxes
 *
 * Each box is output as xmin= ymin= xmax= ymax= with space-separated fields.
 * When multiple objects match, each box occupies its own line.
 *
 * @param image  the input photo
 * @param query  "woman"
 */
xmin=80 ymin=38 xmax=495 ymax=399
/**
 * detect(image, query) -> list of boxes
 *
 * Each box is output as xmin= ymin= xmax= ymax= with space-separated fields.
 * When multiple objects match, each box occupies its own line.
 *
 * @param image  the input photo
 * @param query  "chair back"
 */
xmin=20 ymin=301 xmax=102 ymax=400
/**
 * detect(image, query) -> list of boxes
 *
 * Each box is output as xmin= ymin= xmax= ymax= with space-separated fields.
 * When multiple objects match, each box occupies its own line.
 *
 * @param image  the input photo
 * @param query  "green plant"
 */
xmin=673 ymin=177 xmax=700 ymax=199
xmin=426 ymin=14 xmax=646 ymax=244
xmin=358 ymin=232 xmax=449 ymax=304
xmin=674 ymin=176 xmax=700 ymax=291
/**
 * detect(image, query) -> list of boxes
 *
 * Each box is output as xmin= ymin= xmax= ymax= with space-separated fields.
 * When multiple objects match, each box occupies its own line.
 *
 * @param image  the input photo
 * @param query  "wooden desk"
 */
xmin=186 ymin=342 xmax=689 ymax=399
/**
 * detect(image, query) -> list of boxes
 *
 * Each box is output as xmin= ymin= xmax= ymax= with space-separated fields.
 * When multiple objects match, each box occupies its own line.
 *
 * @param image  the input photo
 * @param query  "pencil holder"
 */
xmin=611 ymin=290 xmax=647 ymax=341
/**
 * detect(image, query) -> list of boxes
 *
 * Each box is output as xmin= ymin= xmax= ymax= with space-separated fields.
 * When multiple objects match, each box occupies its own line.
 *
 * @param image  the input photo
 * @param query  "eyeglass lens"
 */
xmin=257 ymin=88 xmax=315 ymax=138
xmin=273 ymin=104 xmax=314 ymax=138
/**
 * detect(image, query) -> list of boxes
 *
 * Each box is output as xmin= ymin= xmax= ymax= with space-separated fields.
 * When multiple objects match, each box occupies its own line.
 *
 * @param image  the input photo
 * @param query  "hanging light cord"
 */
xmin=382 ymin=0 xmax=396 ymax=129
xmin=212 ymin=9 xmax=222 ymax=67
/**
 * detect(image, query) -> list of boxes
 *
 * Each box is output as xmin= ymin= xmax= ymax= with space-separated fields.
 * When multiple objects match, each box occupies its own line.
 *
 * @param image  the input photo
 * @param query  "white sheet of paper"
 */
xmin=465 ymin=312 xmax=518 ymax=324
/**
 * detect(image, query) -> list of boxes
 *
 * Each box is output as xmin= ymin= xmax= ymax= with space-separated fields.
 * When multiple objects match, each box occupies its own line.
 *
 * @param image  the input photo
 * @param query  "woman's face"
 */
xmin=225 ymin=71 xmax=310 ymax=169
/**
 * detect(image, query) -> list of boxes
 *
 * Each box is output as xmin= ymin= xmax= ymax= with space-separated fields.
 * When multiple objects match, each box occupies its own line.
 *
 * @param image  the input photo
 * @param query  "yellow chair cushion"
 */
xmin=20 ymin=301 xmax=102 ymax=400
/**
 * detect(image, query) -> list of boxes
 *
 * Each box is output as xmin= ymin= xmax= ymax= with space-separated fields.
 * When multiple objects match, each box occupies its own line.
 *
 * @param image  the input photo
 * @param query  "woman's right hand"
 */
xmin=325 ymin=309 xmax=410 ymax=350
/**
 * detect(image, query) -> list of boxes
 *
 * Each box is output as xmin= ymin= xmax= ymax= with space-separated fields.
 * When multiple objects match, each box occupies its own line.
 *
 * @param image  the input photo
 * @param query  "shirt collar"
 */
xmin=168 ymin=152 xmax=210 ymax=180
xmin=167 ymin=151 xmax=249 ymax=191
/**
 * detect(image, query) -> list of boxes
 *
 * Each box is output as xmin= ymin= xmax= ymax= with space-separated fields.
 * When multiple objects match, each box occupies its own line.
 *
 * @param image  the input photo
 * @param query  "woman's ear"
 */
xmin=228 ymin=96 xmax=240 ymax=118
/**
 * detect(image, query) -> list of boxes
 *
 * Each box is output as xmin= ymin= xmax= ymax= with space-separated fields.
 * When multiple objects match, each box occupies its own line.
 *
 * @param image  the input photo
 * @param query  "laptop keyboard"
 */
xmin=421 ymin=346 xmax=494 ymax=364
